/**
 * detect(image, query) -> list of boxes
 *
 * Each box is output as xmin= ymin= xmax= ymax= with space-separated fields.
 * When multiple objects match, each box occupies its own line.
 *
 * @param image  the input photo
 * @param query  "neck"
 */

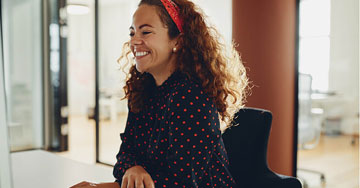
xmin=150 ymin=55 xmax=176 ymax=86
xmin=152 ymin=68 xmax=174 ymax=86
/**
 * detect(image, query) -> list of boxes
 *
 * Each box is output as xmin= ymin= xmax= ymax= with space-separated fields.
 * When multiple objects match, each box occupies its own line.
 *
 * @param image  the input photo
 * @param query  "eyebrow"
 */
xmin=129 ymin=24 xmax=154 ymax=30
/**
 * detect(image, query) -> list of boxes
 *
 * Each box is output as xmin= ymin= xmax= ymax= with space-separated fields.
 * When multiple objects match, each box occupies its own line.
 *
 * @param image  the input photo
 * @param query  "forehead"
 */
xmin=132 ymin=5 xmax=164 ymax=29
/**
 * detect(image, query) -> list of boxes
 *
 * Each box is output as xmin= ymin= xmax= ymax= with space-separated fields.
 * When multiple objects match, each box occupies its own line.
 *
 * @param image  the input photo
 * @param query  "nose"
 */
xmin=130 ymin=35 xmax=143 ymax=46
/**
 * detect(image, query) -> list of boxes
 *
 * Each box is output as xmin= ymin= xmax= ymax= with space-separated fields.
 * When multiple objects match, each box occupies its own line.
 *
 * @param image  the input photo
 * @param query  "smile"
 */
xmin=135 ymin=51 xmax=150 ymax=57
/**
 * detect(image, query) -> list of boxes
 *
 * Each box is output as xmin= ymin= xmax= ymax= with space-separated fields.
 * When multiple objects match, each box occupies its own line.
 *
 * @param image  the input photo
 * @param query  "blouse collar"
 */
xmin=155 ymin=70 xmax=183 ymax=94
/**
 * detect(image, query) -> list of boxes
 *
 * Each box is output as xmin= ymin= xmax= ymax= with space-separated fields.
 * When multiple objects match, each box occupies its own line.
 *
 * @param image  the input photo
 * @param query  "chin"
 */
xmin=135 ymin=63 xmax=146 ymax=73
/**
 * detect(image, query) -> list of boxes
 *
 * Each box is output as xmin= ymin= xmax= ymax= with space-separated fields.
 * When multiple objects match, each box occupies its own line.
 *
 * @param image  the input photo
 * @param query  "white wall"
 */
xmin=328 ymin=0 xmax=359 ymax=134
xmin=193 ymin=0 xmax=232 ymax=44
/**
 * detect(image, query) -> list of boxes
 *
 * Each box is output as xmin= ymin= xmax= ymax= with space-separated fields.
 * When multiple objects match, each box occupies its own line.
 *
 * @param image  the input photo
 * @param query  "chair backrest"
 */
xmin=222 ymin=107 xmax=272 ymax=184
xmin=298 ymin=73 xmax=316 ymax=145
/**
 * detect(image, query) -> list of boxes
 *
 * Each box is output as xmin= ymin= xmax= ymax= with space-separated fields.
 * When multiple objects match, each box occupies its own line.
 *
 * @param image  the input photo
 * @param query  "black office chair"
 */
xmin=222 ymin=107 xmax=302 ymax=188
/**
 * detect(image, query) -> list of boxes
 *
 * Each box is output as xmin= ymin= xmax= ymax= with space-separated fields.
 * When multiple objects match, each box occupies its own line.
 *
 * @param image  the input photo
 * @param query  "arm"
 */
xmin=72 ymin=107 xmax=153 ymax=188
xmin=113 ymin=105 xmax=156 ymax=188
xmin=70 ymin=181 xmax=120 ymax=188
xmin=152 ymin=85 xmax=221 ymax=187
xmin=113 ymin=110 xmax=144 ymax=184
xmin=98 ymin=182 xmax=121 ymax=188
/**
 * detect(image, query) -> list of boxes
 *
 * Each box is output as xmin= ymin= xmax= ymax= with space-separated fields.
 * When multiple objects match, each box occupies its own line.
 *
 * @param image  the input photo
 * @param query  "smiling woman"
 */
xmin=71 ymin=0 xmax=248 ymax=187
xmin=128 ymin=4 xmax=179 ymax=85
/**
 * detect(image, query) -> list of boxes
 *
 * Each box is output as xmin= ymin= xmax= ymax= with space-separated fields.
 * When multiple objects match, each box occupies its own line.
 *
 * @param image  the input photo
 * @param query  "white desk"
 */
xmin=11 ymin=150 xmax=115 ymax=188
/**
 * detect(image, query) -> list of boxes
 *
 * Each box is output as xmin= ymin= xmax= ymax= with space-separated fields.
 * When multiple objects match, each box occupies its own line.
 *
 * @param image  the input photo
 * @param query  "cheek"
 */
xmin=145 ymin=37 xmax=173 ymax=59
xmin=157 ymin=43 xmax=172 ymax=56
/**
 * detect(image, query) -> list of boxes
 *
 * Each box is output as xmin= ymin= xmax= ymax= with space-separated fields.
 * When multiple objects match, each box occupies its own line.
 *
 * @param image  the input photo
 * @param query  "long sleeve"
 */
xmin=113 ymin=109 xmax=143 ymax=184
xmin=112 ymin=73 xmax=236 ymax=188
xmin=151 ymin=84 xmax=223 ymax=187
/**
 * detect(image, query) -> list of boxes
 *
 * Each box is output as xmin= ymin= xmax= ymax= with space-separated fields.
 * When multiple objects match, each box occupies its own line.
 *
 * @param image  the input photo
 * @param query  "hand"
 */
xmin=70 ymin=181 xmax=98 ymax=188
xmin=121 ymin=165 xmax=155 ymax=188
xmin=70 ymin=181 xmax=120 ymax=188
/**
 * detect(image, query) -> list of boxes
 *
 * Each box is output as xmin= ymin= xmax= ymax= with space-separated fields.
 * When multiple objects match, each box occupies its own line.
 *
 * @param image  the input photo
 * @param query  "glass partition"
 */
xmin=0 ymin=5 xmax=13 ymax=186
xmin=97 ymin=0 xmax=139 ymax=165
xmin=297 ymin=0 xmax=359 ymax=187
xmin=2 ymin=0 xmax=43 ymax=151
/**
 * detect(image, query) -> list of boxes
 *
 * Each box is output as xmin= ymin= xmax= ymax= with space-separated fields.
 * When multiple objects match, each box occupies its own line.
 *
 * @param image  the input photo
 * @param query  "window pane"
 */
xmin=299 ymin=37 xmax=330 ymax=91
xmin=98 ymin=0 xmax=139 ymax=165
xmin=299 ymin=0 xmax=331 ymax=92
xmin=0 ymin=11 xmax=13 ymax=187
xmin=2 ymin=0 xmax=43 ymax=151
xmin=300 ymin=0 xmax=330 ymax=37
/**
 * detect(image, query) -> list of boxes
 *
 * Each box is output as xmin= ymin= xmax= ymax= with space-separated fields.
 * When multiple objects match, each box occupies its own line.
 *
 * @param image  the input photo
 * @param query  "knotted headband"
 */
xmin=160 ymin=0 xmax=184 ymax=33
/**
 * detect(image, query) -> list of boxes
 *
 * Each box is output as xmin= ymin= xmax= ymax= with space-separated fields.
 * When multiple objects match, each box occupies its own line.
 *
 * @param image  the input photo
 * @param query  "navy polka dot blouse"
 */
xmin=113 ymin=71 xmax=237 ymax=188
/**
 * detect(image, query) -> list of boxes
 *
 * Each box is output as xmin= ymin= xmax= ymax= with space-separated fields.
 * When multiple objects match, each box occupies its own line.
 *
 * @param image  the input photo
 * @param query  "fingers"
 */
xmin=121 ymin=166 xmax=153 ymax=188
xmin=122 ymin=175 xmax=150 ymax=188
xmin=143 ymin=176 xmax=155 ymax=188
xmin=122 ymin=175 xmax=135 ymax=188
xmin=70 ymin=181 xmax=89 ymax=188
xmin=127 ymin=177 xmax=135 ymax=188
xmin=69 ymin=181 xmax=97 ymax=188
xmin=135 ymin=178 xmax=145 ymax=188
xmin=121 ymin=177 xmax=128 ymax=188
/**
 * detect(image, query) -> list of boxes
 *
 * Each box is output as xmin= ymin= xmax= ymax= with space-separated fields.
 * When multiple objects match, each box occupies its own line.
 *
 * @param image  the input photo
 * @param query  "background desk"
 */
xmin=11 ymin=150 xmax=114 ymax=188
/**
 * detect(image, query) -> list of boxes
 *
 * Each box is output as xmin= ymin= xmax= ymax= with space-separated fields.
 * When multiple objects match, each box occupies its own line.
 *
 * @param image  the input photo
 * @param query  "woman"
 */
xmin=71 ymin=0 xmax=248 ymax=187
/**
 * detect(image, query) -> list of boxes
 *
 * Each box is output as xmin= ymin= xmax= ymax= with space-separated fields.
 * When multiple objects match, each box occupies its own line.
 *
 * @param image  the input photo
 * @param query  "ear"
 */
xmin=172 ymin=33 xmax=183 ymax=51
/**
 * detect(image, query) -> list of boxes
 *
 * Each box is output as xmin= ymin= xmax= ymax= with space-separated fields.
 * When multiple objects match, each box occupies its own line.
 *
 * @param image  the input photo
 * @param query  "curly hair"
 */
xmin=118 ymin=0 xmax=249 ymax=128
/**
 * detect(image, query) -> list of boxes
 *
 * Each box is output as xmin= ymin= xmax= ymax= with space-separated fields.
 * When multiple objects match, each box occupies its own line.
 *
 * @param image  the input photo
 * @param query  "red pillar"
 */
xmin=232 ymin=0 xmax=297 ymax=175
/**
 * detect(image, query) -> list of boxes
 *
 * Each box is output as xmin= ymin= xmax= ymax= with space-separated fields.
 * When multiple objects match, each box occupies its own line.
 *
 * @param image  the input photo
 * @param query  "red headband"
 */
xmin=160 ymin=0 xmax=183 ymax=33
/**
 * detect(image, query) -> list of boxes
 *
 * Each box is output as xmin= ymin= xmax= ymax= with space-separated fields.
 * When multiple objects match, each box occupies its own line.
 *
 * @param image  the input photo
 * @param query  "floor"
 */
xmin=56 ymin=114 xmax=127 ymax=165
xmin=55 ymin=115 xmax=360 ymax=188
xmin=297 ymin=134 xmax=359 ymax=188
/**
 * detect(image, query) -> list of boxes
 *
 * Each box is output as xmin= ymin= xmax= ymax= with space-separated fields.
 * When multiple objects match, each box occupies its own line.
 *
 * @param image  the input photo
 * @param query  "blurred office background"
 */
xmin=0 ymin=0 xmax=358 ymax=188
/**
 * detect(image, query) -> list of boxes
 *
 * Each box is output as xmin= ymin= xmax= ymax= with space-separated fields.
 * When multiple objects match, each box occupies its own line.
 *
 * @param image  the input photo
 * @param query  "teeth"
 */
xmin=135 ymin=51 xmax=149 ymax=57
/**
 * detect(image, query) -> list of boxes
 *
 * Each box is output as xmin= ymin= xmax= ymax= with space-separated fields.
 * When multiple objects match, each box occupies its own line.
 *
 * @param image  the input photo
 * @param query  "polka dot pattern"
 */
xmin=113 ymin=71 xmax=236 ymax=187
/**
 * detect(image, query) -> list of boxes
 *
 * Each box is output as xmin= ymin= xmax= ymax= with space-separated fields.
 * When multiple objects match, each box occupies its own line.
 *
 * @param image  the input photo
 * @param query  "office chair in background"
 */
xmin=222 ymin=107 xmax=302 ymax=188
xmin=297 ymin=73 xmax=325 ymax=187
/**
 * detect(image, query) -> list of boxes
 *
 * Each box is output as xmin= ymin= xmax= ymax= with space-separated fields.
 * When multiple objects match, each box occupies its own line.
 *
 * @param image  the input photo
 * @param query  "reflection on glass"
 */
xmin=2 ymin=0 xmax=43 ymax=151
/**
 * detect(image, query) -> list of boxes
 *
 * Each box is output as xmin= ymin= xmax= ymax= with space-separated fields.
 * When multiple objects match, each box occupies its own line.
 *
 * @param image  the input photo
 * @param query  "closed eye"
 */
xmin=129 ymin=31 xmax=151 ymax=37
